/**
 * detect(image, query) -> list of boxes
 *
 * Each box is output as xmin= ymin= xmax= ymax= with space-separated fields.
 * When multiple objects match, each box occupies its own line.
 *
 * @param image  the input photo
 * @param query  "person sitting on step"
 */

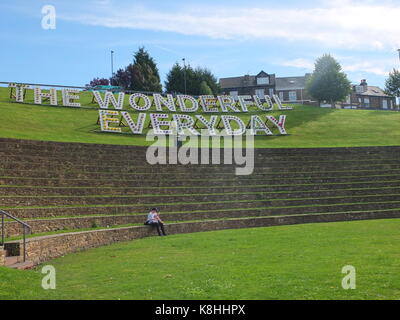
xmin=144 ymin=208 xmax=167 ymax=236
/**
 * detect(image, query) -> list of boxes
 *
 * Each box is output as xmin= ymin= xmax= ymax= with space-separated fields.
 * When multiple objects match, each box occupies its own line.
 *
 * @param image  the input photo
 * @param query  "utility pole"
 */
xmin=111 ymin=50 xmax=114 ymax=86
xmin=182 ymin=58 xmax=187 ymax=94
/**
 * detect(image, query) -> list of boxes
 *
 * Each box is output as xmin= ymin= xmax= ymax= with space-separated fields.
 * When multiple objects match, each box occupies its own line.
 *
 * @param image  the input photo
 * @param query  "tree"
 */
xmin=199 ymin=81 xmax=213 ymax=95
xmin=306 ymin=54 xmax=351 ymax=107
xmin=385 ymin=69 xmax=400 ymax=108
xmin=111 ymin=47 xmax=162 ymax=92
xmin=195 ymin=67 xmax=220 ymax=95
xmin=164 ymin=63 xmax=220 ymax=95
xmin=164 ymin=63 xmax=185 ymax=94
xmin=86 ymin=77 xmax=109 ymax=88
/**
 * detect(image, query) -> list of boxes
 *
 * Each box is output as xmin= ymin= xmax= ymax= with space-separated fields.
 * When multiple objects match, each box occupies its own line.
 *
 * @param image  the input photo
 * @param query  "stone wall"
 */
xmin=11 ymin=210 xmax=400 ymax=266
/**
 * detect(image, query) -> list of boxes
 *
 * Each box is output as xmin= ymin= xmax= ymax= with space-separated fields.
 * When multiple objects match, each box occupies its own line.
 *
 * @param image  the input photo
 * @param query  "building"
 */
xmin=219 ymin=71 xmax=312 ymax=103
xmin=342 ymin=80 xmax=396 ymax=110
xmin=275 ymin=74 xmax=312 ymax=103
xmin=219 ymin=71 xmax=276 ymax=100
xmin=220 ymin=72 xmax=396 ymax=109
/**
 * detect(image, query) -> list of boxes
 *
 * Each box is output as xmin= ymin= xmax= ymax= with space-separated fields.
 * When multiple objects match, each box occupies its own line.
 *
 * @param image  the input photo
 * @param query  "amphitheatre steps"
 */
xmin=1 ymin=175 xmax=400 ymax=188
xmin=2 ymin=168 xmax=400 ymax=180
xmin=0 ymin=137 xmax=399 ymax=267
xmin=1 ymin=150 xmax=399 ymax=162
xmin=5 ymin=200 xmax=400 ymax=220
xmin=1 ymin=189 xmax=400 ymax=206
xmin=1 ymin=137 xmax=399 ymax=154
xmin=4 ymin=207 xmax=400 ymax=238
xmin=5 ymin=210 xmax=400 ymax=266
xmin=2 ymin=162 xmax=400 ymax=175
xmin=1 ymin=151 xmax=399 ymax=164
xmin=1 ymin=181 xmax=400 ymax=197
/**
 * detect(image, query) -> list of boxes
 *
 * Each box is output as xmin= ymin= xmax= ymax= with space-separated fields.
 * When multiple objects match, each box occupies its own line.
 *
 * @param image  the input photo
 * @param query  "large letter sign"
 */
xmin=9 ymin=83 xmax=294 ymax=136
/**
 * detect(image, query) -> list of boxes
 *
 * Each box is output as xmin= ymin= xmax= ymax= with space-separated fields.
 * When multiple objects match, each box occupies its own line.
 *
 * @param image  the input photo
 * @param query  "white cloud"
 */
xmin=279 ymin=55 xmax=397 ymax=78
xmin=60 ymin=0 xmax=400 ymax=50
xmin=281 ymin=58 xmax=315 ymax=70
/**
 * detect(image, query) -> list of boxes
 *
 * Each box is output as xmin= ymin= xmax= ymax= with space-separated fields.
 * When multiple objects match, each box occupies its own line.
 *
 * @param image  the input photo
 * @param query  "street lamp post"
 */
xmin=182 ymin=58 xmax=187 ymax=94
xmin=111 ymin=50 xmax=114 ymax=86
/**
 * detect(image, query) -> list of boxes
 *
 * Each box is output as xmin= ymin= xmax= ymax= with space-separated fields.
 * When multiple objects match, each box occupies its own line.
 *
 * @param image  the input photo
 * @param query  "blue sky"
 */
xmin=1 ymin=0 xmax=400 ymax=88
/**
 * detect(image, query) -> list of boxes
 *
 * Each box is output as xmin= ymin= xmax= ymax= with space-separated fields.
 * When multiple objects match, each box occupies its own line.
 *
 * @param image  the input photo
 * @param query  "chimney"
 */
xmin=360 ymin=79 xmax=368 ymax=93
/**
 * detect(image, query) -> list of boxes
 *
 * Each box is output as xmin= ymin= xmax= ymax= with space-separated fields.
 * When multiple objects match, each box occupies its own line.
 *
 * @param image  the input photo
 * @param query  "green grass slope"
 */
xmin=1 ymin=219 xmax=399 ymax=300
xmin=0 ymin=87 xmax=399 ymax=147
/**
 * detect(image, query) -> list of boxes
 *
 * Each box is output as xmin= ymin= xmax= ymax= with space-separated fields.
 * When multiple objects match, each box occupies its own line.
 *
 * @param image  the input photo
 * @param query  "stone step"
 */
xmin=0 ymin=247 xmax=5 ymax=266
xmin=1 ymin=174 xmax=399 ymax=188
xmin=1 ymin=138 xmax=399 ymax=156
xmin=4 ymin=256 xmax=19 ymax=266
xmin=1 ymin=149 xmax=399 ymax=164
xmin=2 ymin=161 xmax=400 ymax=174
xmin=10 ymin=209 xmax=400 ymax=266
xmin=6 ymin=199 xmax=400 ymax=219
xmin=1 ymin=181 xmax=400 ymax=197
xmin=2 ymin=137 xmax=399 ymax=151
xmin=4 ymin=207 xmax=400 ymax=238
xmin=5 ymin=260 xmax=34 ymax=270
xmin=1 ymin=188 xmax=400 ymax=206
xmin=1 ymin=153 xmax=399 ymax=168
xmin=2 ymin=168 xmax=400 ymax=181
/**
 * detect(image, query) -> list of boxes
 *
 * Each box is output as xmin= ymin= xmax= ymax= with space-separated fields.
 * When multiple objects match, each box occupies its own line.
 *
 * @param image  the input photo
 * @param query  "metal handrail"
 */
xmin=0 ymin=210 xmax=31 ymax=262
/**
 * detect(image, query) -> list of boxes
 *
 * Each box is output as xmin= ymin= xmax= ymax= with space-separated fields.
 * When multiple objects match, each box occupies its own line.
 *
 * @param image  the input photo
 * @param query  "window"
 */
xmin=364 ymin=98 xmax=370 ymax=108
xmin=289 ymin=91 xmax=297 ymax=101
xmin=382 ymin=100 xmax=388 ymax=109
xmin=279 ymin=92 xmax=284 ymax=101
xmin=269 ymin=88 xmax=274 ymax=97
xmin=255 ymin=89 xmax=264 ymax=99
xmin=257 ymin=77 xmax=269 ymax=85
xmin=355 ymin=86 xmax=364 ymax=94
xmin=229 ymin=91 xmax=238 ymax=100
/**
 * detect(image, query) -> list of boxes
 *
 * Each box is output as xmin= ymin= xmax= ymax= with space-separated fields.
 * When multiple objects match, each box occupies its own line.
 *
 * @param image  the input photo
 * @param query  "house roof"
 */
xmin=356 ymin=85 xmax=391 ymax=97
xmin=219 ymin=76 xmax=255 ymax=89
xmin=275 ymin=76 xmax=307 ymax=90
xmin=219 ymin=71 xmax=275 ymax=89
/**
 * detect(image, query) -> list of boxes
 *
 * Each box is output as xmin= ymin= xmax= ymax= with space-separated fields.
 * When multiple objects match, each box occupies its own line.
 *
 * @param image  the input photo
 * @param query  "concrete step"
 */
xmin=4 ymin=256 xmax=19 ymax=266
xmin=5 ymin=259 xmax=35 ymax=270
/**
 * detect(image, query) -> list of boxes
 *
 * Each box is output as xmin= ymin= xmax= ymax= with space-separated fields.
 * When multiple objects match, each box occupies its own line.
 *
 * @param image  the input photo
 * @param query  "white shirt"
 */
xmin=147 ymin=212 xmax=158 ymax=222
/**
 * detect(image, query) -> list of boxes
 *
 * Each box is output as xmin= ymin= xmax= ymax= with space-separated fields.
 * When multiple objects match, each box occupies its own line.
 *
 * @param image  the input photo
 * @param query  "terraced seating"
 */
xmin=1 ymin=137 xmax=400 ymax=268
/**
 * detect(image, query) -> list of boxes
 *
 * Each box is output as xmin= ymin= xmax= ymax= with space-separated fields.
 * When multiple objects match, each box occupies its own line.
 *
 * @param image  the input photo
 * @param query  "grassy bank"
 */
xmin=0 ymin=87 xmax=399 ymax=147
xmin=1 ymin=219 xmax=399 ymax=300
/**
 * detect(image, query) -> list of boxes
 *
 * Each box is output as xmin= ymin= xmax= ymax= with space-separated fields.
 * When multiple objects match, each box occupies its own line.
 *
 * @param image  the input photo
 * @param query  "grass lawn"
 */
xmin=0 ymin=87 xmax=400 ymax=147
xmin=1 ymin=218 xmax=399 ymax=300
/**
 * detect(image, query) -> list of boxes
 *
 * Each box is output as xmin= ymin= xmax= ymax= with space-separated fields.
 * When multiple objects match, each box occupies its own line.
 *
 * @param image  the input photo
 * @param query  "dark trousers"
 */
xmin=147 ymin=221 xmax=166 ymax=236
